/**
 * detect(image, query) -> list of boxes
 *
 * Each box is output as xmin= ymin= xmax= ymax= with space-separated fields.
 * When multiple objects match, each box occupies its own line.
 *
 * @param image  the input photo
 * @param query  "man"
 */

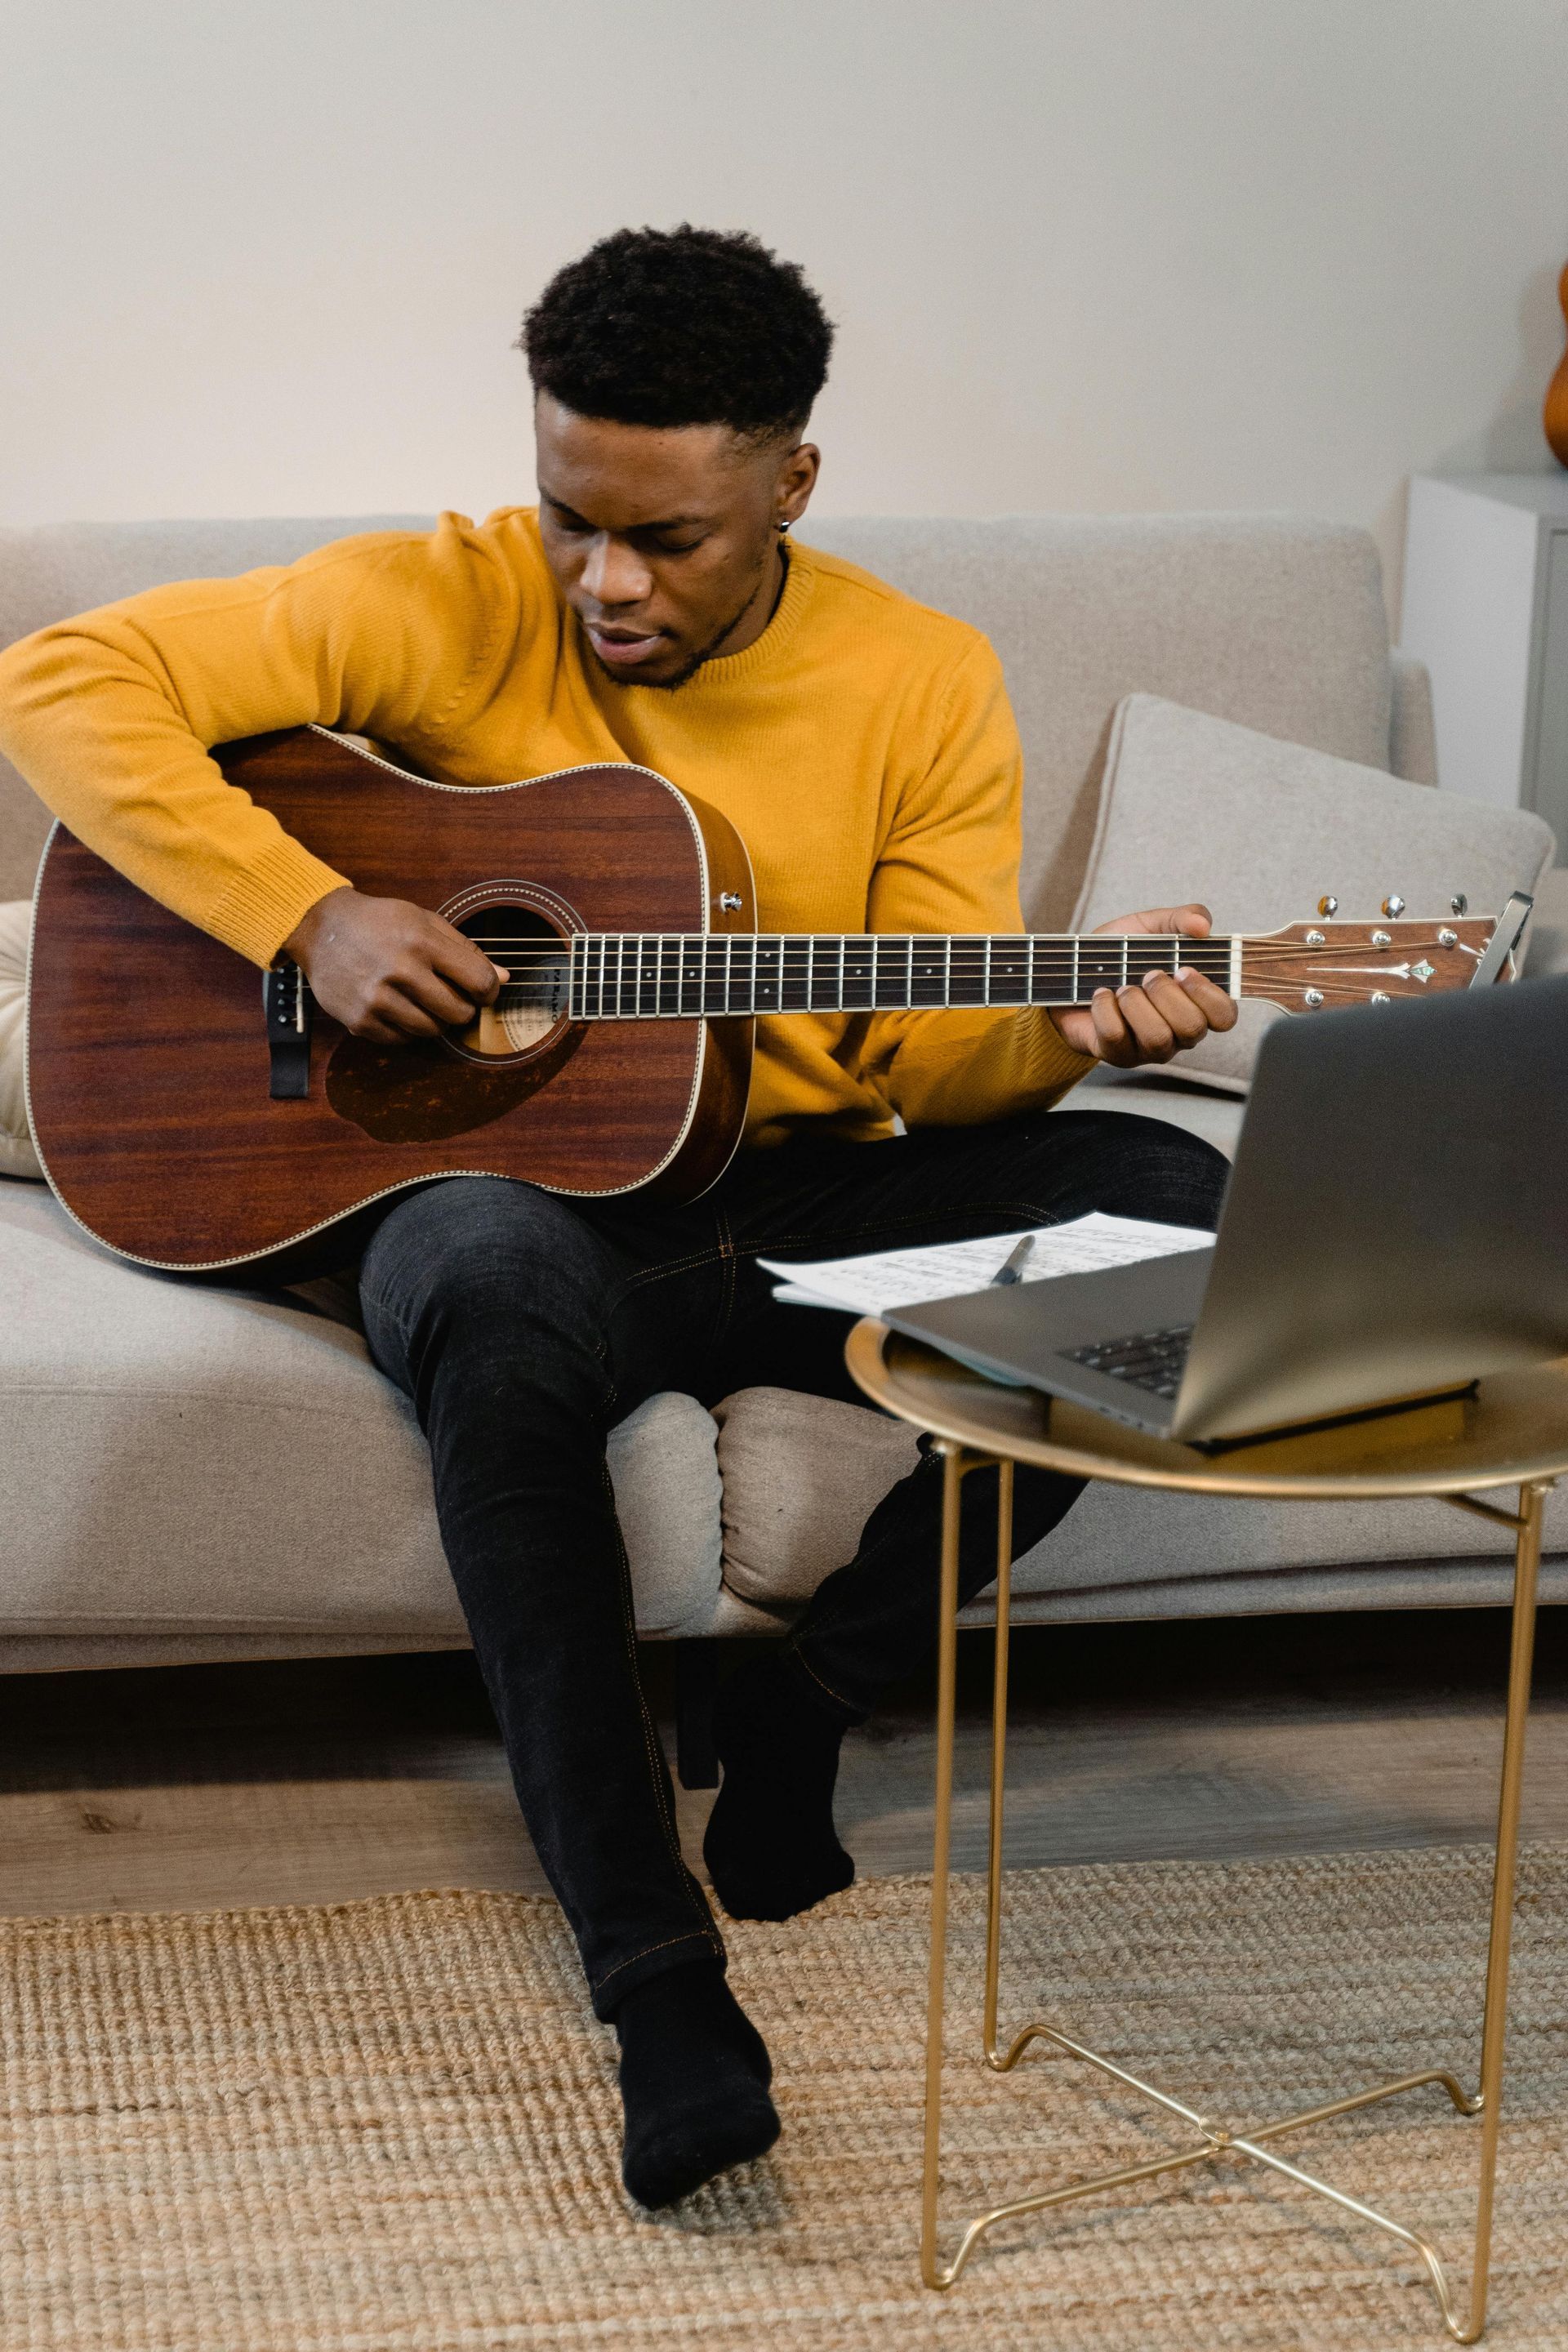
xmin=0 ymin=225 xmax=1234 ymax=2209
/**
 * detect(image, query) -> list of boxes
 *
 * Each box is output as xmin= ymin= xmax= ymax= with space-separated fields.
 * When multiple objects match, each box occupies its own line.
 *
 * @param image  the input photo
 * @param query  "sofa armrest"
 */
xmin=1389 ymin=650 xmax=1437 ymax=785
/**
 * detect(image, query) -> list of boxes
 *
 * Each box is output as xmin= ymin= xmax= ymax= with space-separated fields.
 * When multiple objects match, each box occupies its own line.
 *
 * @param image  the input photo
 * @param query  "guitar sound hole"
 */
xmin=453 ymin=901 xmax=571 ymax=1060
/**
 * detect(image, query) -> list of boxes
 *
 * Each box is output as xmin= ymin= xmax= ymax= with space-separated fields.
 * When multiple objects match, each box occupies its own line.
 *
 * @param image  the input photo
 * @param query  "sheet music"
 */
xmin=759 ymin=1212 xmax=1212 ymax=1316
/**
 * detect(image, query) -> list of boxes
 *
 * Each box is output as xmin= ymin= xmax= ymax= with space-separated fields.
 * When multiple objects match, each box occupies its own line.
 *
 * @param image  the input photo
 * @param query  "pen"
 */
xmin=991 ymin=1235 xmax=1035 ymax=1287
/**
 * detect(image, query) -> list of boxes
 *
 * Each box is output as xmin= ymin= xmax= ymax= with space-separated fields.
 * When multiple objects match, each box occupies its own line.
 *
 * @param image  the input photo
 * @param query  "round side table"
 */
xmin=845 ymin=1318 xmax=1568 ymax=2344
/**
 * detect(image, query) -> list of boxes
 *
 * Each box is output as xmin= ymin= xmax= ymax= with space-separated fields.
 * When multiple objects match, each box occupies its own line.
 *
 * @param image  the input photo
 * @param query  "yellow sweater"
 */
xmin=0 ymin=509 xmax=1089 ymax=1145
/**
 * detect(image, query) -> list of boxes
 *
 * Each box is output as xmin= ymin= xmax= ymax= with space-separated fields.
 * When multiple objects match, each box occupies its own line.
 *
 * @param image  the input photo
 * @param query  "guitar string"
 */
xmin=457 ymin=928 xmax=1455 ymax=944
xmin=472 ymin=936 xmax=1401 ymax=955
xmin=449 ymin=931 xmax=1443 ymax=1012
xmin=460 ymin=935 xmax=1441 ymax=957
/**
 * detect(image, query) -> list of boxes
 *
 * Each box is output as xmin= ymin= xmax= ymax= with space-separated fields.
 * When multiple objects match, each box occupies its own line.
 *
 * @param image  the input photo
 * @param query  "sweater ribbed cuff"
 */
xmin=1023 ymin=1009 xmax=1098 ymax=1104
xmin=204 ymin=838 xmax=353 ymax=969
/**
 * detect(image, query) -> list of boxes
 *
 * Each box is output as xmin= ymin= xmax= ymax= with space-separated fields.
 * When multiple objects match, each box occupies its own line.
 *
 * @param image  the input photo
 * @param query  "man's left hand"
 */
xmin=1049 ymin=903 xmax=1239 ymax=1068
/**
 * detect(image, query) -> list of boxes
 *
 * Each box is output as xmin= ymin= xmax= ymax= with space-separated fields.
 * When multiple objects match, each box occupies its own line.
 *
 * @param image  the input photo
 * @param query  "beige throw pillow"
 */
xmin=714 ymin=1386 xmax=920 ymax=1609
xmin=1070 ymin=696 xmax=1557 ymax=1088
xmin=0 ymin=901 xmax=42 ymax=1181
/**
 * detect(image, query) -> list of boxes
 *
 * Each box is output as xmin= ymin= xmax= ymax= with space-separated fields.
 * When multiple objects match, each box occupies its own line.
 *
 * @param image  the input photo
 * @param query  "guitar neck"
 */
xmin=562 ymin=932 xmax=1238 ymax=1019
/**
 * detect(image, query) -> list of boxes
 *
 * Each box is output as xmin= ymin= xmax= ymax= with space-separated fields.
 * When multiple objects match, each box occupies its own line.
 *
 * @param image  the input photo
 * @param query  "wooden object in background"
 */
xmin=1545 ymin=261 xmax=1568 ymax=468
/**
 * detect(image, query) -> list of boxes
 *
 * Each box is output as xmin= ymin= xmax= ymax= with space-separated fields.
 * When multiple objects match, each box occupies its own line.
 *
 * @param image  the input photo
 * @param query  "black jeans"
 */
xmin=358 ymin=1110 xmax=1227 ymax=2016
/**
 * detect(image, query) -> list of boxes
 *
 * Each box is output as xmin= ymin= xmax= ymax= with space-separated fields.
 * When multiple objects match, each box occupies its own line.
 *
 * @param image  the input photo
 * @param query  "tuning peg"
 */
xmin=1450 ymin=893 xmax=1468 ymax=916
xmin=1316 ymin=894 xmax=1339 ymax=916
xmin=1381 ymin=893 xmax=1405 ymax=918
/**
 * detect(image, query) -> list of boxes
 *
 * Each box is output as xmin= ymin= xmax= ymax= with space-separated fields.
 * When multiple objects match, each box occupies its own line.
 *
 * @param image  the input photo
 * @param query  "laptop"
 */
xmin=887 ymin=972 xmax=1568 ymax=1446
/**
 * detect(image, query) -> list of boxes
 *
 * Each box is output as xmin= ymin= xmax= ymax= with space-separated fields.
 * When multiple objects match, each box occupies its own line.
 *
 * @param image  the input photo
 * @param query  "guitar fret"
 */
xmin=569 ymin=929 xmax=1246 ymax=1018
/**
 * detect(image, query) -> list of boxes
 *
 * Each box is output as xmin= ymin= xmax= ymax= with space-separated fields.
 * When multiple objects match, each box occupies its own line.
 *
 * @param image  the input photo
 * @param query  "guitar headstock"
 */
xmin=1239 ymin=899 xmax=1507 ymax=1013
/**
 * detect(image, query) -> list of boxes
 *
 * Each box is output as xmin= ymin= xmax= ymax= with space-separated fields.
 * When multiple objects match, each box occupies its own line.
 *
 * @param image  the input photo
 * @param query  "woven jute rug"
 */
xmin=3 ymin=1846 xmax=1566 ymax=2351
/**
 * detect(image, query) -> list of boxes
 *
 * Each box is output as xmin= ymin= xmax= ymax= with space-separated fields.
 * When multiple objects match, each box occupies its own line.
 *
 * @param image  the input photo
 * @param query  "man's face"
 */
xmin=534 ymin=392 xmax=818 ymax=688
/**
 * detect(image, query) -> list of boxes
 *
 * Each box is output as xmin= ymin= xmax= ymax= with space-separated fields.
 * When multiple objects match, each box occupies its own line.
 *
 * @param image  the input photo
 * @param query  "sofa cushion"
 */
xmin=0 ymin=901 xmax=40 ymax=1179
xmin=1071 ymin=694 xmax=1556 ymax=1086
xmin=0 ymin=1182 xmax=722 ymax=1641
xmin=714 ymin=1387 xmax=921 ymax=1610
xmin=709 ymin=1382 xmax=1568 ymax=1615
xmin=7 ymin=1162 xmax=1561 ymax=1655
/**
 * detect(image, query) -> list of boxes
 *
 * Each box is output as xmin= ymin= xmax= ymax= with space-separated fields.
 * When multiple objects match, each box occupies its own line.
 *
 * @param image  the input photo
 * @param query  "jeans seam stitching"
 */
xmin=592 ymin=1929 xmax=719 ymax=1998
xmin=713 ymin=1205 xmax=737 ymax=1350
xmin=601 ymin=1459 xmax=718 ymax=1945
xmin=782 ymin=1642 xmax=858 ymax=1715
xmin=618 ymin=1245 xmax=728 ymax=1294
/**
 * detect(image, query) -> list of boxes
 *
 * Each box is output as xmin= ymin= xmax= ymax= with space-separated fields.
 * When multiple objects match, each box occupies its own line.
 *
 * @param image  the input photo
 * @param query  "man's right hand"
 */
xmin=282 ymin=887 xmax=508 ymax=1043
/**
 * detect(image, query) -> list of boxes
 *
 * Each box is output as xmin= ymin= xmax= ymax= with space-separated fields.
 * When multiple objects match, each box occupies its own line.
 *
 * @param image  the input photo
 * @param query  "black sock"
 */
xmin=614 ymin=1960 xmax=778 ymax=2209
xmin=703 ymin=1649 xmax=856 ymax=1922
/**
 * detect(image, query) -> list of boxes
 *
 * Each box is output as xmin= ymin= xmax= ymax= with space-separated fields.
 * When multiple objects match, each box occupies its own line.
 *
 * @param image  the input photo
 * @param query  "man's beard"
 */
xmin=590 ymin=559 xmax=773 ymax=692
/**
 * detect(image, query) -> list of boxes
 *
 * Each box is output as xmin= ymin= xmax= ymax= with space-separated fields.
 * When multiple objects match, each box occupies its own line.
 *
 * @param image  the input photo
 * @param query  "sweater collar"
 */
xmin=584 ymin=537 xmax=817 ymax=700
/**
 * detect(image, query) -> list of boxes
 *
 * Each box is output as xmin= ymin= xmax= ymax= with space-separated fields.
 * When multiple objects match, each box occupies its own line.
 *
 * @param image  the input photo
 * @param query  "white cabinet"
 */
xmin=1401 ymin=474 xmax=1568 ymax=858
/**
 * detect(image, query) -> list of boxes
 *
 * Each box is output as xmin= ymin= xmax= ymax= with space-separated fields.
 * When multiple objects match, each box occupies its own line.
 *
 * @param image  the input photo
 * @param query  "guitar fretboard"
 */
xmin=550 ymin=932 xmax=1236 ymax=1021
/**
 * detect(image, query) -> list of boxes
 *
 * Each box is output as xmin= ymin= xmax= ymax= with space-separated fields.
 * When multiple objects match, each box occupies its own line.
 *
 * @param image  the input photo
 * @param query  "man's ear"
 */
xmin=774 ymin=441 xmax=821 ymax=531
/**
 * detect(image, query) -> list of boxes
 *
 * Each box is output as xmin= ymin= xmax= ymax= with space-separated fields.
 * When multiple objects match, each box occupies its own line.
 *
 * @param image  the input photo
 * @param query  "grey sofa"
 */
xmin=2 ymin=511 xmax=1564 ymax=1703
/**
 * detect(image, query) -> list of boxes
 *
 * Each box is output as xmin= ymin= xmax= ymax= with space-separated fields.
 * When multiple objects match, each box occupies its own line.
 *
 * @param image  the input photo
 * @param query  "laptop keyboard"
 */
xmin=1065 ymin=1324 xmax=1196 ymax=1402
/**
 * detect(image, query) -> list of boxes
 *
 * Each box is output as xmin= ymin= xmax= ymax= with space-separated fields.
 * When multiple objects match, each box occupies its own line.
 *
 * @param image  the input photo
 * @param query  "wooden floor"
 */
xmin=4 ymin=1609 xmax=1566 ymax=1920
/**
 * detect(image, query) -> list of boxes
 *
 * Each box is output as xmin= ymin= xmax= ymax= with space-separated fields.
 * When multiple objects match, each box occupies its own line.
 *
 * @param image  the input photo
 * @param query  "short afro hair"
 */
xmin=519 ymin=225 xmax=833 ymax=442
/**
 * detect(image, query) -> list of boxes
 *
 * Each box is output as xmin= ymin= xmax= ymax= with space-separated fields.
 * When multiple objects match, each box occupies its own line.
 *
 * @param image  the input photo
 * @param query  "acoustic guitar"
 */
xmin=24 ymin=726 xmax=1529 ymax=1273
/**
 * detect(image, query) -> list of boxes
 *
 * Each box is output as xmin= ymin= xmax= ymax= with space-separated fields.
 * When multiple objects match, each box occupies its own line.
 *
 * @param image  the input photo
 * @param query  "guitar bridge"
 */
xmin=264 ymin=957 xmax=312 ymax=1098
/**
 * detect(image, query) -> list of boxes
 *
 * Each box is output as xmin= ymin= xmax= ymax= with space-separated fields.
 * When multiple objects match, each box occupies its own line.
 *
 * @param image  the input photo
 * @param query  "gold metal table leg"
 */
xmin=1448 ymin=1475 xmax=1546 ymax=2342
xmin=983 ymin=1460 xmax=1013 ymax=2071
xmin=918 ymin=1463 xmax=1551 ymax=2344
xmin=920 ymin=1438 xmax=969 ymax=2289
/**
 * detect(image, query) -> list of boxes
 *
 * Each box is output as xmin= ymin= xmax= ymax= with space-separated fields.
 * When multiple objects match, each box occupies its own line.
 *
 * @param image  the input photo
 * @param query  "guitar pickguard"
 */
xmin=325 ymin=1023 xmax=585 ymax=1143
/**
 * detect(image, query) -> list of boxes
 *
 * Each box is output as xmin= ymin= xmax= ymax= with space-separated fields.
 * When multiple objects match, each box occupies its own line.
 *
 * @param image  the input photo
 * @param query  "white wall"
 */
xmin=3 ymin=0 xmax=1566 ymax=625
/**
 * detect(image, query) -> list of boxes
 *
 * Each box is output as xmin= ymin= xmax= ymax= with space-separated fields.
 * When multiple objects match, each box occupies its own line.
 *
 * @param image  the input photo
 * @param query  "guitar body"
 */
xmin=27 ymin=730 xmax=756 ymax=1271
